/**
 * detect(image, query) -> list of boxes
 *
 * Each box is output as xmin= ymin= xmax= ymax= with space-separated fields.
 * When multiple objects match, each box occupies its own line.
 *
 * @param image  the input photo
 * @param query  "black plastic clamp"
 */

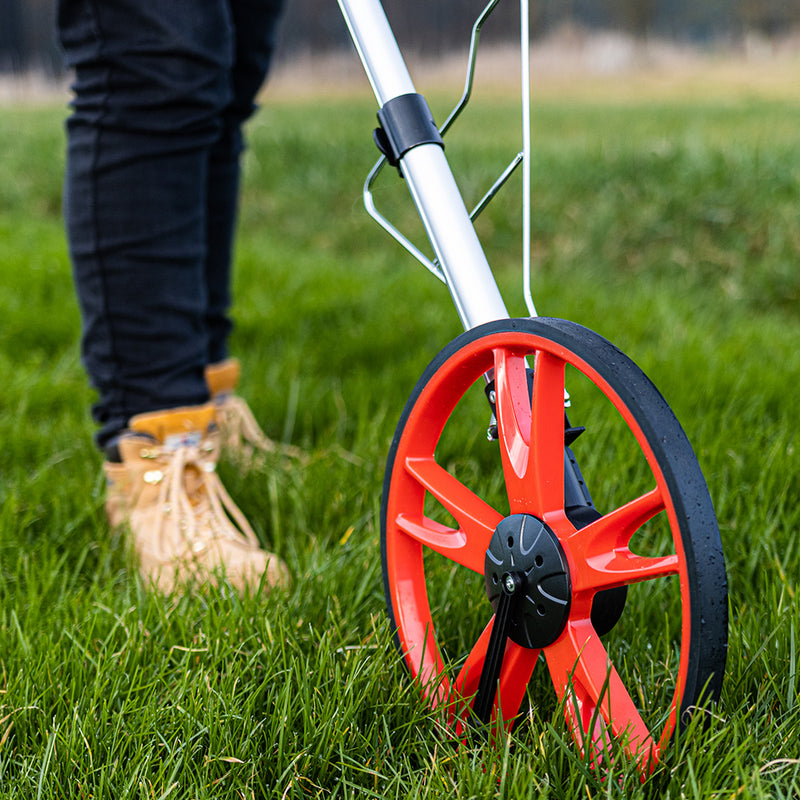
xmin=373 ymin=93 xmax=444 ymax=171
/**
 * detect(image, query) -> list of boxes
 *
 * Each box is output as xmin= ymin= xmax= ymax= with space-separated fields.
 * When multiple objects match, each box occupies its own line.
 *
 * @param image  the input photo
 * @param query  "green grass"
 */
xmin=1 ymin=84 xmax=799 ymax=798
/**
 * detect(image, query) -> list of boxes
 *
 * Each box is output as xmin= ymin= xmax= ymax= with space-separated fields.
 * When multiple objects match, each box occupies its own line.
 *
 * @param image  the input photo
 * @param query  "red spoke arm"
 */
xmin=545 ymin=619 xmax=657 ymax=764
xmin=569 ymin=488 xmax=664 ymax=551
xmin=566 ymin=489 xmax=679 ymax=592
xmin=496 ymin=641 xmax=540 ymax=724
xmin=453 ymin=618 xmax=539 ymax=726
xmin=493 ymin=349 xmax=531 ymax=484
xmin=529 ymin=349 xmax=567 ymax=514
xmin=576 ymin=551 xmax=680 ymax=592
xmin=494 ymin=348 xmax=566 ymax=516
xmin=397 ymin=457 xmax=503 ymax=573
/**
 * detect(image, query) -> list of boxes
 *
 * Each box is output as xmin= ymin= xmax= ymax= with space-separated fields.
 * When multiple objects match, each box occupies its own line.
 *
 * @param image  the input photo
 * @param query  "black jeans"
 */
xmin=58 ymin=0 xmax=284 ymax=448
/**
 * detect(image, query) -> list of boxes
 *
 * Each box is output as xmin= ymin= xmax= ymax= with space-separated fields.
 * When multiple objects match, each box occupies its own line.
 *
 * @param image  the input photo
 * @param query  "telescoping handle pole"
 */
xmin=337 ymin=0 xmax=509 ymax=331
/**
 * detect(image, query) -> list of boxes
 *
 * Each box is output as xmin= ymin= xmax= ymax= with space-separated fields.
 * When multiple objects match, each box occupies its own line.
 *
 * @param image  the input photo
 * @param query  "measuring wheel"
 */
xmin=381 ymin=317 xmax=727 ymax=769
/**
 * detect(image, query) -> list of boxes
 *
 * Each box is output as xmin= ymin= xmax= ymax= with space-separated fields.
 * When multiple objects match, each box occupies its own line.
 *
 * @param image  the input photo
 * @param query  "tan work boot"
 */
xmin=205 ymin=358 xmax=304 ymax=464
xmin=104 ymin=403 xmax=288 ymax=594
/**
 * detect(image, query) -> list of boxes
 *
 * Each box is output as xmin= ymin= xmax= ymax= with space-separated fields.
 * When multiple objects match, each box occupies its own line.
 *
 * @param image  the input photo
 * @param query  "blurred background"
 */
xmin=2 ymin=0 xmax=799 ymax=84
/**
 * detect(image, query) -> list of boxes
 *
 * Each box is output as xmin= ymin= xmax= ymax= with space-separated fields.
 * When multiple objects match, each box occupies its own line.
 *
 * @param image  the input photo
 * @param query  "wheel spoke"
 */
xmin=545 ymin=619 xmax=656 ymax=763
xmin=394 ymin=515 xmax=472 ymax=570
xmin=398 ymin=457 xmax=503 ymax=573
xmin=405 ymin=457 xmax=503 ymax=537
xmin=493 ymin=348 xmax=531 ymax=483
xmin=529 ymin=350 xmax=567 ymax=514
xmin=454 ymin=619 xmax=493 ymax=700
xmin=566 ymin=489 xmax=679 ymax=592
xmin=578 ymin=551 xmax=679 ymax=592
xmin=494 ymin=347 xmax=566 ymax=515
xmin=454 ymin=618 xmax=540 ymax=726
xmin=569 ymin=489 xmax=664 ymax=551
xmin=496 ymin=641 xmax=540 ymax=723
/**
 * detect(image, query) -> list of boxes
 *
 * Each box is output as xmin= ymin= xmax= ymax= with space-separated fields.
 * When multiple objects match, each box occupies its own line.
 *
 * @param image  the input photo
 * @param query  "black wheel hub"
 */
xmin=484 ymin=514 xmax=571 ymax=649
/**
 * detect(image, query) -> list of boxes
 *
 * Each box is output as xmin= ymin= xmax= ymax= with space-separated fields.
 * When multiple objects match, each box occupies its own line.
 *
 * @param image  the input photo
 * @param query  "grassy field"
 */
xmin=1 ymin=62 xmax=799 ymax=797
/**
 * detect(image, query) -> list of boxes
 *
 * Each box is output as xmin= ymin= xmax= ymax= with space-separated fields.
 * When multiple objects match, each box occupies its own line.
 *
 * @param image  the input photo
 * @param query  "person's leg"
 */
xmin=57 ymin=0 xmax=289 ymax=593
xmin=204 ymin=0 xmax=285 ymax=365
xmin=58 ymin=0 xmax=236 ymax=449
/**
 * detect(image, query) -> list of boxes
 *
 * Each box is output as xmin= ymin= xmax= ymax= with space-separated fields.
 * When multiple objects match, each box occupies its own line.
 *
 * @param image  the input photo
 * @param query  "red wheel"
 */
xmin=381 ymin=317 xmax=727 ymax=771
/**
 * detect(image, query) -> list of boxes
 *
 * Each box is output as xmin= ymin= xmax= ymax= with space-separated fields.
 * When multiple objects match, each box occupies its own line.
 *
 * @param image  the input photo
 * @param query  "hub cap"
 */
xmin=484 ymin=514 xmax=571 ymax=649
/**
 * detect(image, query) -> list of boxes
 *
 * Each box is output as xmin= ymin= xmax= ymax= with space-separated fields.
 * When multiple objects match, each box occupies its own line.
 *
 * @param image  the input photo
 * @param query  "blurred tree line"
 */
xmin=2 ymin=0 xmax=799 ymax=74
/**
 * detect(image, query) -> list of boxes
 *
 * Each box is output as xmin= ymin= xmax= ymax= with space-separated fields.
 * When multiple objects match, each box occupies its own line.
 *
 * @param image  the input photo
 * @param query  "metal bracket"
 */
xmin=361 ymin=0 xmax=536 ymax=315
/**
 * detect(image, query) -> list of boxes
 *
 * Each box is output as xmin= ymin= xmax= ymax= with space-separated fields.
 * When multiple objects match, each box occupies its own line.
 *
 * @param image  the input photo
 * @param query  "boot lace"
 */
xmin=216 ymin=394 xmax=306 ymax=463
xmin=142 ymin=438 xmax=260 ymax=560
